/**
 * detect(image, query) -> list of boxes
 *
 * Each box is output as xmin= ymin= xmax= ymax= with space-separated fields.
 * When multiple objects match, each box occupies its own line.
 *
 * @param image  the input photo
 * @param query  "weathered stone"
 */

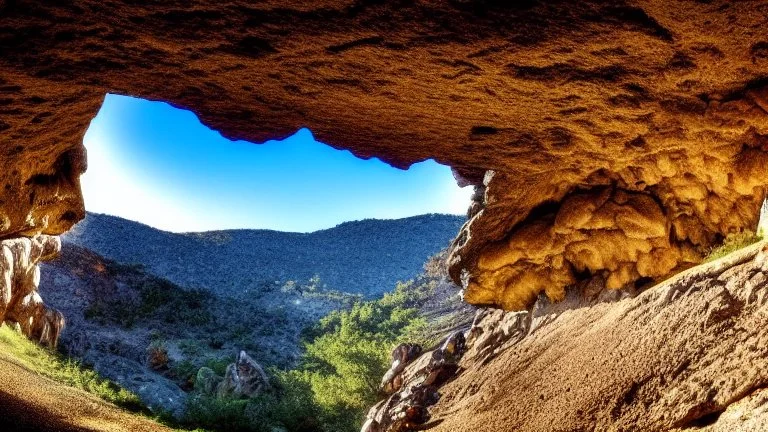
xmin=363 ymin=332 xmax=466 ymax=432
xmin=216 ymin=351 xmax=269 ymax=399
xmin=235 ymin=350 xmax=269 ymax=398
xmin=4 ymin=2 xmax=768 ymax=309
xmin=0 ymin=235 xmax=64 ymax=348
xmin=380 ymin=343 xmax=422 ymax=396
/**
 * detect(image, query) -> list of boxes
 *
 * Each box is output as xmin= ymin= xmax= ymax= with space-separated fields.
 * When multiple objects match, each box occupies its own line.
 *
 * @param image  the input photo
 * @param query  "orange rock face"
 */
xmin=3 ymin=1 xmax=768 ymax=308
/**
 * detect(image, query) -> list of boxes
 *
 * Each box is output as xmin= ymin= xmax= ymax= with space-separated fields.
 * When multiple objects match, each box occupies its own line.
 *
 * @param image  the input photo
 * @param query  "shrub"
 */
xmin=184 ymin=395 xmax=253 ymax=432
xmin=180 ymin=278 xmax=440 ymax=432
xmin=704 ymin=230 xmax=763 ymax=263
xmin=147 ymin=341 xmax=170 ymax=371
xmin=0 ymin=324 xmax=144 ymax=411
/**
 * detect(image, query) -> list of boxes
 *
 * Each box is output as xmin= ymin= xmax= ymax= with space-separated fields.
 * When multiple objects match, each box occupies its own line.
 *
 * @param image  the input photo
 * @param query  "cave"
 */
xmin=4 ymin=1 xmax=768 ymax=431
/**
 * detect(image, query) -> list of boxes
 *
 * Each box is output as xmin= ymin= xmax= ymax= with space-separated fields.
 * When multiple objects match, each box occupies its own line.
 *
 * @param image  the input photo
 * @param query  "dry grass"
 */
xmin=0 ymin=323 xmax=144 ymax=411
xmin=704 ymin=231 xmax=764 ymax=263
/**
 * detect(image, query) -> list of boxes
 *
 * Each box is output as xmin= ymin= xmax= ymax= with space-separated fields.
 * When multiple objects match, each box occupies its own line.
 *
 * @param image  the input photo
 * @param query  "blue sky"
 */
xmin=81 ymin=94 xmax=472 ymax=233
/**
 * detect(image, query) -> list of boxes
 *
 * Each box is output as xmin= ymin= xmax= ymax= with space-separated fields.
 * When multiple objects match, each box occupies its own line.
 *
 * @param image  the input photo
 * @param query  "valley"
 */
xmin=34 ymin=213 xmax=467 ymax=429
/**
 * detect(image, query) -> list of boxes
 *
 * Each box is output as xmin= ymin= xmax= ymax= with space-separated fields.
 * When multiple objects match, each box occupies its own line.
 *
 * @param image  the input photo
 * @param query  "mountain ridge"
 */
xmin=64 ymin=212 xmax=465 ymax=297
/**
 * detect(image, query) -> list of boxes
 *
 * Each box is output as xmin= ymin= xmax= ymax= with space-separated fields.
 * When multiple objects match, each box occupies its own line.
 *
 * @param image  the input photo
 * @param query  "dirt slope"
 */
xmin=373 ymin=241 xmax=768 ymax=432
xmin=0 ymin=353 xmax=170 ymax=432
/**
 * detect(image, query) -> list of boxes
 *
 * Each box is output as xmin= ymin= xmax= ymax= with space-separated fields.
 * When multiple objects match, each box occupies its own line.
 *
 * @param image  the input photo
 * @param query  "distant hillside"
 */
xmin=63 ymin=212 xmax=465 ymax=297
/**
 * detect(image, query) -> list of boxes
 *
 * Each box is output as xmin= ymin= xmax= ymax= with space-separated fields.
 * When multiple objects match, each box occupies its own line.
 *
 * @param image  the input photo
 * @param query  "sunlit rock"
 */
xmin=4 ymin=3 xmax=768 ymax=311
xmin=380 ymin=343 xmax=422 ymax=396
xmin=363 ymin=332 xmax=466 ymax=432
xmin=0 ymin=235 xmax=64 ymax=348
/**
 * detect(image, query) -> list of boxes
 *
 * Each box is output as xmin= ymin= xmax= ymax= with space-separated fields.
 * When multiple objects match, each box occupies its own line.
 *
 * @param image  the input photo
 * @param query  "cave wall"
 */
xmin=3 ymin=0 xmax=768 ymax=309
xmin=0 ymin=235 xmax=64 ymax=348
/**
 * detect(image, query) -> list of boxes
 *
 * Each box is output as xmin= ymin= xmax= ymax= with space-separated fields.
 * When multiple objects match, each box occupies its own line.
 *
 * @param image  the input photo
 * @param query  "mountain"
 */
xmin=63 ymin=212 xmax=465 ymax=297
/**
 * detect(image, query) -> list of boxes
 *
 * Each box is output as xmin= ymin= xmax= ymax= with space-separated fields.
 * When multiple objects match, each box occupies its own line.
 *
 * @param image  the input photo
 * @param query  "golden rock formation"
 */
xmin=3 ymin=1 xmax=768 ymax=309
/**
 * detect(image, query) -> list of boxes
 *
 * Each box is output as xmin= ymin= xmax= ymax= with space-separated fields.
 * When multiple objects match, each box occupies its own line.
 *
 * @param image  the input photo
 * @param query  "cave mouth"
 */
xmin=81 ymin=93 xmax=473 ymax=233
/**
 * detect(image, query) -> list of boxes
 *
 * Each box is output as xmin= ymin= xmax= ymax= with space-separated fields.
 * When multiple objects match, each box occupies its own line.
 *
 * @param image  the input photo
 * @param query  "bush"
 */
xmin=181 ymin=370 xmax=321 ymax=432
xmin=180 ymin=278 xmax=438 ymax=432
xmin=293 ymin=279 xmax=433 ymax=431
xmin=704 ymin=230 xmax=763 ymax=263
xmin=184 ymin=395 xmax=253 ymax=432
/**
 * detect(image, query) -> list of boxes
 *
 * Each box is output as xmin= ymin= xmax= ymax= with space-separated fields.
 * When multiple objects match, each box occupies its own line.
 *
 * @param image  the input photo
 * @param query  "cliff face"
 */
xmin=3 ymin=1 xmax=768 ymax=310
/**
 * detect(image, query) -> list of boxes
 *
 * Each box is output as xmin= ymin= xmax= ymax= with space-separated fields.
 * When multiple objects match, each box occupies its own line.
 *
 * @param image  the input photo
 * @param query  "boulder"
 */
xmin=0 ymin=235 xmax=64 ymax=348
xmin=379 ymin=343 xmax=422 ymax=395
xmin=363 ymin=332 xmax=466 ymax=432
xmin=217 ymin=351 xmax=269 ymax=399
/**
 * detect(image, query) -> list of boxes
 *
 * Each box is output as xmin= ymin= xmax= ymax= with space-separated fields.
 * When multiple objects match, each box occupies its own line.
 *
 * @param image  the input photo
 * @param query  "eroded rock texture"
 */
xmin=3 ymin=1 xmax=768 ymax=307
xmin=366 ymin=241 xmax=768 ymax=432
xmin=0 ymin=235 xmax=64 ymax=348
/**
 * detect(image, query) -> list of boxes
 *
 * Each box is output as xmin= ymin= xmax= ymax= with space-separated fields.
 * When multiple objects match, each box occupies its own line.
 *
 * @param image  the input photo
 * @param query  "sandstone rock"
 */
xmin=380 ymin=343 xmax=422 ymax=396
xmin=0 ymin=235 xmax=64 ymax=348
xmin=363 ymin=332 xmax=466 ymax=432
xmin=4 ymin=2 xmax=768 ymax=310
xmin=422 ymin=241 xmax=768 ymax=432
xmin=359 ymin=242 xmax=768 ymax=431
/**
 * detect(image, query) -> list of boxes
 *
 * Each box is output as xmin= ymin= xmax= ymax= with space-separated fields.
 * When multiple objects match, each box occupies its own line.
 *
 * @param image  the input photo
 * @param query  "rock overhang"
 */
xmin=2 ymin=0 xmax=768 ymax=310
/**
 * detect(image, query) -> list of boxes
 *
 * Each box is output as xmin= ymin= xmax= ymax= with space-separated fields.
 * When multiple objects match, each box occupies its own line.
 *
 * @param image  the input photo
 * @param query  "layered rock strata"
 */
xmin=4 ymin=1 xmax=768 ymax=309
xmin=0 ymin=235 xmax=64 ymax=348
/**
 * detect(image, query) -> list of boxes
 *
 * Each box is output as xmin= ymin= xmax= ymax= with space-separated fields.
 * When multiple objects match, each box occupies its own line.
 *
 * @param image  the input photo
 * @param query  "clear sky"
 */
xmin=81 ymin=94 xmax=472 ymax=233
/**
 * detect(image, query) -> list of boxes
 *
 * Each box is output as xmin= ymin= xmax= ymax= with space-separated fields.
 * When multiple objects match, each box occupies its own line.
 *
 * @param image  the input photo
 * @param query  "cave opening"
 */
xmin=1 ymin=91 xmax=479 ymax=429
xmin=81 ymin=93 xmax=473 ymax=234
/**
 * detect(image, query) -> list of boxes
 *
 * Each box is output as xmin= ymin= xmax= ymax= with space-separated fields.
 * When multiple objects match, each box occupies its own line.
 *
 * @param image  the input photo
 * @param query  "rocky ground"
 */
xmin=363 ymin=240 xmax=768 ymax=432
xmin=0 ymin=347 xmax=171 ymax=432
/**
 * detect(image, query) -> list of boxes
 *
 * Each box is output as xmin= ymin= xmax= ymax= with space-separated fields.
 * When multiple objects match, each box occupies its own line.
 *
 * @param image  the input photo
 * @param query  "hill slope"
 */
xmin=63 ymin=213 xmax=465 ymax=297
xmin=0 ymin=325 xmax=170 ymax=432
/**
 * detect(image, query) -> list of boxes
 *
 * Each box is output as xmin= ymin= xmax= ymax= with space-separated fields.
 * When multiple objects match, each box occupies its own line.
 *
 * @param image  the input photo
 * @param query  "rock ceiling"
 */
xmin=3 ymin=0 xmax=768 ymax=309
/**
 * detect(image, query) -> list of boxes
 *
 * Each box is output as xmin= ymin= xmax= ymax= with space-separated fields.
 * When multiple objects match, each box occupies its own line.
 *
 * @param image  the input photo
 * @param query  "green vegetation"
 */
xmin=0 ymin=323 xmax=144 ymax=411
xmin=704 ymin=230 xmax=763 ymax=263
xmin=179 ymin=278 xmax=437 ymax=432
xmin=85 ymin=274 xmax=213 ymax=328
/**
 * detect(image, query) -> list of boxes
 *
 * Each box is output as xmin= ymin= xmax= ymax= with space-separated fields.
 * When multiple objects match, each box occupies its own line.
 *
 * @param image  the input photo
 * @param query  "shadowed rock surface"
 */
xmin=4 ymin=1 xmax=768 ymax=309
